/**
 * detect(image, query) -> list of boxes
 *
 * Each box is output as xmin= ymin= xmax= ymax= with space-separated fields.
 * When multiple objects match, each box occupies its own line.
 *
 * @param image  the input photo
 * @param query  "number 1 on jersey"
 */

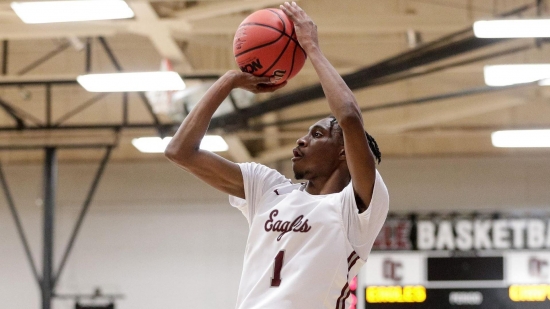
xmin=271 ymin=250 xmax=285 ymax=287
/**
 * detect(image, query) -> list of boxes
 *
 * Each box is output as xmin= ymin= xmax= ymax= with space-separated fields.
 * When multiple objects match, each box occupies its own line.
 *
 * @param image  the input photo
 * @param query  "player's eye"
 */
xmin=313 ymin=131 xmax=322 ymax=138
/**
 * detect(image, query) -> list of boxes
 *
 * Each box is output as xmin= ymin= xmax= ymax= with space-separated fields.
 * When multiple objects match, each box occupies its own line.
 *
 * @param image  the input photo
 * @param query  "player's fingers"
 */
xmin=255 ymin=75 xmax=272 ymax=84
xmin=285 ymin=2 xmax=301 ymax=16
xmin=282 ymin=2 xmax=308 ymax=23
xmin=280 ymin=3 xmax=295 ymax=19
xmin=258 ymin=81 xmax=287 ymax=92
xmin=243 ymin=73 xmax=270 ymax=84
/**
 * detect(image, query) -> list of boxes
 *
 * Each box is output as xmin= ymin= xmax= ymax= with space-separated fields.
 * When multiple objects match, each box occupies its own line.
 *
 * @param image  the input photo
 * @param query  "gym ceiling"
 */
xmin=0 ymin=0 xmax=548 ymax=164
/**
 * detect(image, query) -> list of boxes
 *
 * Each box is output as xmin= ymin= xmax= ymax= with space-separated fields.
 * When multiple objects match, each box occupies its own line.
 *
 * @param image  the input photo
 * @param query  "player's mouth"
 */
xmin=292 ymin=148 xmax=303 ymax=162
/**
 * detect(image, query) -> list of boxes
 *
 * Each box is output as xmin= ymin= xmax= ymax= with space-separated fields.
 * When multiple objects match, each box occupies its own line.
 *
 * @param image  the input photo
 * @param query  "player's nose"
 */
xmin=296 ymin=136 xmax=306 ymax=147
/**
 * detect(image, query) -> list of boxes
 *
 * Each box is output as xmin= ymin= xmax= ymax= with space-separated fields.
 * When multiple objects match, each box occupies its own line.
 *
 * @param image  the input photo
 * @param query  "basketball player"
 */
xmin=165 ymin=2 xmax=389 ymax=308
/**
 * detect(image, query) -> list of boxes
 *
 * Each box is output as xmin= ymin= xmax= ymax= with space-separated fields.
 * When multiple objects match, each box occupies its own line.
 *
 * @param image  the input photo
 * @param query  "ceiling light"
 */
xmin=492 ymin=130 xmax=550 ymax=148
xmin=132 ymin=137 xmax=170 ymax=153
xmin=199 ymin=135 xmax=229 ymax=152
xmin=11 ymin=0 xmax=134 ymax=24
xmin=483 ymin=64 xmax=550 ymax=87
xmin=473 ymin=19 xmax=550 ymax=38
xmin=132 ymin=136 xmax=229 ymax=153
xmin=538 ymin=79 xmax=550 ymax=86
xmin=77 ymin=72 xmax=186 ymax=92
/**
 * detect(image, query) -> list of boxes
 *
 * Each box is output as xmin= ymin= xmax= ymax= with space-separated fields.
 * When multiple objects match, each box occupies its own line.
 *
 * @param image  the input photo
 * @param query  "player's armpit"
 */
xmin=354 ymin=193 xmax=368 ymax=214
xmin=166 ymin=149 xmax=245 ymax=199
xmin=339 ymin=116 xmax=377 ymax=209
xmin=343 ymin=171 xmax=389 ymax=254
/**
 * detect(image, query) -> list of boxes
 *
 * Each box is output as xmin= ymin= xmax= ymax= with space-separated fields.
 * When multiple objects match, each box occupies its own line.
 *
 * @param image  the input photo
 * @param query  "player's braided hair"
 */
xmin=328 ymin=116 xmax=381 ymax=164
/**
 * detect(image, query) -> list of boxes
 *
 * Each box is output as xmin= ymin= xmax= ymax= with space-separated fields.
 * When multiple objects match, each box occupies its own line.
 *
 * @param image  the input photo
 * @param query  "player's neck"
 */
xmin=304 ymin=168 xmax=350 ymax=195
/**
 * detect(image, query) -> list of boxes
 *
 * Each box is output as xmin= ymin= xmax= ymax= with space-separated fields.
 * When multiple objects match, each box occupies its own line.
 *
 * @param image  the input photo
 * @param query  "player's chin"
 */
xmin=292 ymin=164 xmax=305 ymax=180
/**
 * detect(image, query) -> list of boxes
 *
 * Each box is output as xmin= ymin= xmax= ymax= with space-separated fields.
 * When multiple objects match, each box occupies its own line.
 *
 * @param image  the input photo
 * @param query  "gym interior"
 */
xmin=1 ymin=1 xmax=550 ymax=308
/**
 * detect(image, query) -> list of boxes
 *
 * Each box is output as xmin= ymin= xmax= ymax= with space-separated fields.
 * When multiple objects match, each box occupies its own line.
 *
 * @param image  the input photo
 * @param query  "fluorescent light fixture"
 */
xmin=199 ymin=135 xmax=230 ymax=152
xmin=132 ymin=136 xmax=229 ymax=153
xmin=474 ymin=19 xmax=550 ymax=38
xmin=77 ymin=72 xmax=186 ymax=92
xmin=132 ymin=137 xmax=171 ymax=153
xmin=484 ymin=64 xmax=550 ymax=86
xmin=539 ymin=78 xmax=550 ymax=86
xmin=11 ymin=0 xmax=134 ymax=24
xmin=492 ymin=130 xmax=550 ymax=148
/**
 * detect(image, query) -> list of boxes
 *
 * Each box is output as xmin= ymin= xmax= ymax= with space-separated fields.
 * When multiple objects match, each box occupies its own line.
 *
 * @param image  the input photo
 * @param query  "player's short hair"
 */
xmin=328 ymin=116 xmax=382 ymax=164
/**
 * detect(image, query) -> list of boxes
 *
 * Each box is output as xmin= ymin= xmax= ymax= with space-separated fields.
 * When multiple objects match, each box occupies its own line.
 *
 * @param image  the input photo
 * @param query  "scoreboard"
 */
xmin=356 ymin=213 xmax=550 ymax=309
xmin=358 ymin=251 xmax=550 ymax=308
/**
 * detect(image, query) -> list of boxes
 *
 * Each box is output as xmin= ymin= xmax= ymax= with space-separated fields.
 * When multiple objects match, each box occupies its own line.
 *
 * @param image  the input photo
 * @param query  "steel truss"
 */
xmin=0 ymin=146 xmax=113 ymax=309
xmin=0 ymin=37 xmax=177 ymax=309
xmin=0 ymin=37 xmax=220 ymax=139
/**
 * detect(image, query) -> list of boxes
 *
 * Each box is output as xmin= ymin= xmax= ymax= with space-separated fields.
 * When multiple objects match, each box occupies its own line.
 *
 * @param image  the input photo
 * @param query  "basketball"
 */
xmin=233 ymin=9 xmax=307 ymax=84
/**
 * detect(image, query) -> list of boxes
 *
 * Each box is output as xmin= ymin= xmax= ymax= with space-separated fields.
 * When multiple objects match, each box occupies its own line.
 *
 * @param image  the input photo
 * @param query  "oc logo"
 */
xmin=383 ymin=258 xmax=403 ymax=281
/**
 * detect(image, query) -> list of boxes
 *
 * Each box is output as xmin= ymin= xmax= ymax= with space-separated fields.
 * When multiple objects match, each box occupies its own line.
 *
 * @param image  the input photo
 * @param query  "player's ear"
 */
xmin=339 ymin=148 xmax=346 ymax=161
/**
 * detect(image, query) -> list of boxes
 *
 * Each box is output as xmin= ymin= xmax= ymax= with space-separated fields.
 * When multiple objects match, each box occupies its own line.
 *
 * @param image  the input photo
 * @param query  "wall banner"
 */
xmin=374 ymin=213 xmax=550 ymax=251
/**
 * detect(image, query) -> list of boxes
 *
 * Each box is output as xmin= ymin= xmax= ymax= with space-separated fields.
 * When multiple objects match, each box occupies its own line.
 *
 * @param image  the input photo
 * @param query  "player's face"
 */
xmin=292 ymin=118 xmax=344 ymax=180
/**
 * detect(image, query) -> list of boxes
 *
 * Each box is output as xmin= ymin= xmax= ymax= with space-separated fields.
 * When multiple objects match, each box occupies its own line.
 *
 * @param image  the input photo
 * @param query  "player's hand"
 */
xmin=228 ymin=70 xmax=287 ymax=93
xmin=280 ymin=2 xmax=319 ymax=53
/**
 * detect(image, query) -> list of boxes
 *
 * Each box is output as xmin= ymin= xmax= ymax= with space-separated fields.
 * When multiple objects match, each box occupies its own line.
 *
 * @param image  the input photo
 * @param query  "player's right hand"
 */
xmin=228 ymin=70 xmax=287 ymax=93
xmin=280 ymin=2 xmax=319 ymax=53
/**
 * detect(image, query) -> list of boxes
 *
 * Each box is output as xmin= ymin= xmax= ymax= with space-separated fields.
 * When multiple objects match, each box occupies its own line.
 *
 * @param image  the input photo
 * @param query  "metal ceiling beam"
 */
xmin=128 ymin=1 xmax=193 ymax=68
xmin=53 ymin=146 xmax=113 ymax=288
xmin=16 ymin=42 xmax=71 ymax=76
xmin=172 ymin=0 xmax=294 ymax=20
xmin=41 ymin=147 xmax=56 ymax=309
xmin=0 ymin=74 xmax=220 ymax=87
xmin=208 ymin=3 xmax=537 ymax=131
xmin=0 ymin=123 xmax=180 ymax=132
xmin=0 ymin=98 xmax=25 ymax=128
xmin=209 ymin=32 xmax=506 ymax=130
xmin=185 ymin=15 xmax=466 ymax=35
xmin=53 ymin=93 xmax=111 ymax=127
xmin=1 ymin=40 xmax=7 ymax=75
xmin=250 ymin=82 xmax=535 ymax=130
xmin=0 ymin=162 xmax=41 ymax=288
xmin=368 ymin=43 xmax=535 ymax=87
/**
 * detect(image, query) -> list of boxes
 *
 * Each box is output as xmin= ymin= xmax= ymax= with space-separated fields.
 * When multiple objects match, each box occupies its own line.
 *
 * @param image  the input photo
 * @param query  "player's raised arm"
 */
xmin=281 ymin=2 xmax=377 ymax=209
xmin=164 ymin=70 xmax=285 ymax=198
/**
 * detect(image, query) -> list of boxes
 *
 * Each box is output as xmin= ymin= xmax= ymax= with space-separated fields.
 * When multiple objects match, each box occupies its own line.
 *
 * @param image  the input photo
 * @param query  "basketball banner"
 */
xmin=373 ymin=213 xmax=550 ymax=251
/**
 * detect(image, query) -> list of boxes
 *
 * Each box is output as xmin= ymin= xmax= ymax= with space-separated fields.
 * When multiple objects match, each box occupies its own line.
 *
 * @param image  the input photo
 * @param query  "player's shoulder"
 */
xmin=239 ymin=161 xmax=281 ymax=176
xmin=256 ymin=181 xmax=301 ymax=208
xmin=272 ymin=182 xmax=303 ymax=196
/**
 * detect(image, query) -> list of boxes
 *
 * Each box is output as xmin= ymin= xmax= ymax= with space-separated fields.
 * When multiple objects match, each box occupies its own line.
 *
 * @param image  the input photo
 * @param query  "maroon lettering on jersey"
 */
xmin=264 ymin=209 xmax=312 ymax=241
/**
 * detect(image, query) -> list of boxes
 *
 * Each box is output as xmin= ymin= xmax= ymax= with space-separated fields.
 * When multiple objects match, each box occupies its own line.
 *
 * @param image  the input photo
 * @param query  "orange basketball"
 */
xmin=233 ymin=9 xmax=307 ymax=84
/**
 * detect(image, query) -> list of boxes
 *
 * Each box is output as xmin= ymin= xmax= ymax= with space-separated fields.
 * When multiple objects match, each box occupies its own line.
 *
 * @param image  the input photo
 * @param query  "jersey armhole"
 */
xmin=339 ymin=187 xmax=376 ymax=261
xmin=337 ymin=195 xmax=361 ymax=261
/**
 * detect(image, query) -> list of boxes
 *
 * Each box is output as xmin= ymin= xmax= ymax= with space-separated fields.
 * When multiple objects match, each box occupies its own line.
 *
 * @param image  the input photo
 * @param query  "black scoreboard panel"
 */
xmin=365 ymin=288 xmax=550 ymax=309
xmin=427 ymin=257 xmax=504 ymax=281
xmin=360 ymin=252 xmax=550 ymax=309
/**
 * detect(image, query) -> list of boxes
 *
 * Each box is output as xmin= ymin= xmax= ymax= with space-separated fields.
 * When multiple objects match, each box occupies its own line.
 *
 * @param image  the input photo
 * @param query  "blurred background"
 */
xmin=1 ymin=0 xmax=549 ymax=308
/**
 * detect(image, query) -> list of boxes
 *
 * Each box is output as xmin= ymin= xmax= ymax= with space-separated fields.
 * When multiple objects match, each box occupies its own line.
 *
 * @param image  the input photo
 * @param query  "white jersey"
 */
xmin=229 ymin=163 xmax=389 ymax=309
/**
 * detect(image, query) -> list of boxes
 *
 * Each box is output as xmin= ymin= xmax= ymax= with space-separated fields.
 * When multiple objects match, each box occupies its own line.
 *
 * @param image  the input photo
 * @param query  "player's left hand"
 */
xmin=229 ymin=70 xmax=287 ymax=94
xmin=280 ymin=2 xmax=319 ymax=53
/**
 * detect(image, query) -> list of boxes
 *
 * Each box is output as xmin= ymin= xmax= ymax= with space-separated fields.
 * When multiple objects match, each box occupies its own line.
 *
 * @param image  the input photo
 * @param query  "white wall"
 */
xmin=1 ymin=156 xmax=550 ymax=308
xmin=380 ymin=155 xmax=550 ymax=212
